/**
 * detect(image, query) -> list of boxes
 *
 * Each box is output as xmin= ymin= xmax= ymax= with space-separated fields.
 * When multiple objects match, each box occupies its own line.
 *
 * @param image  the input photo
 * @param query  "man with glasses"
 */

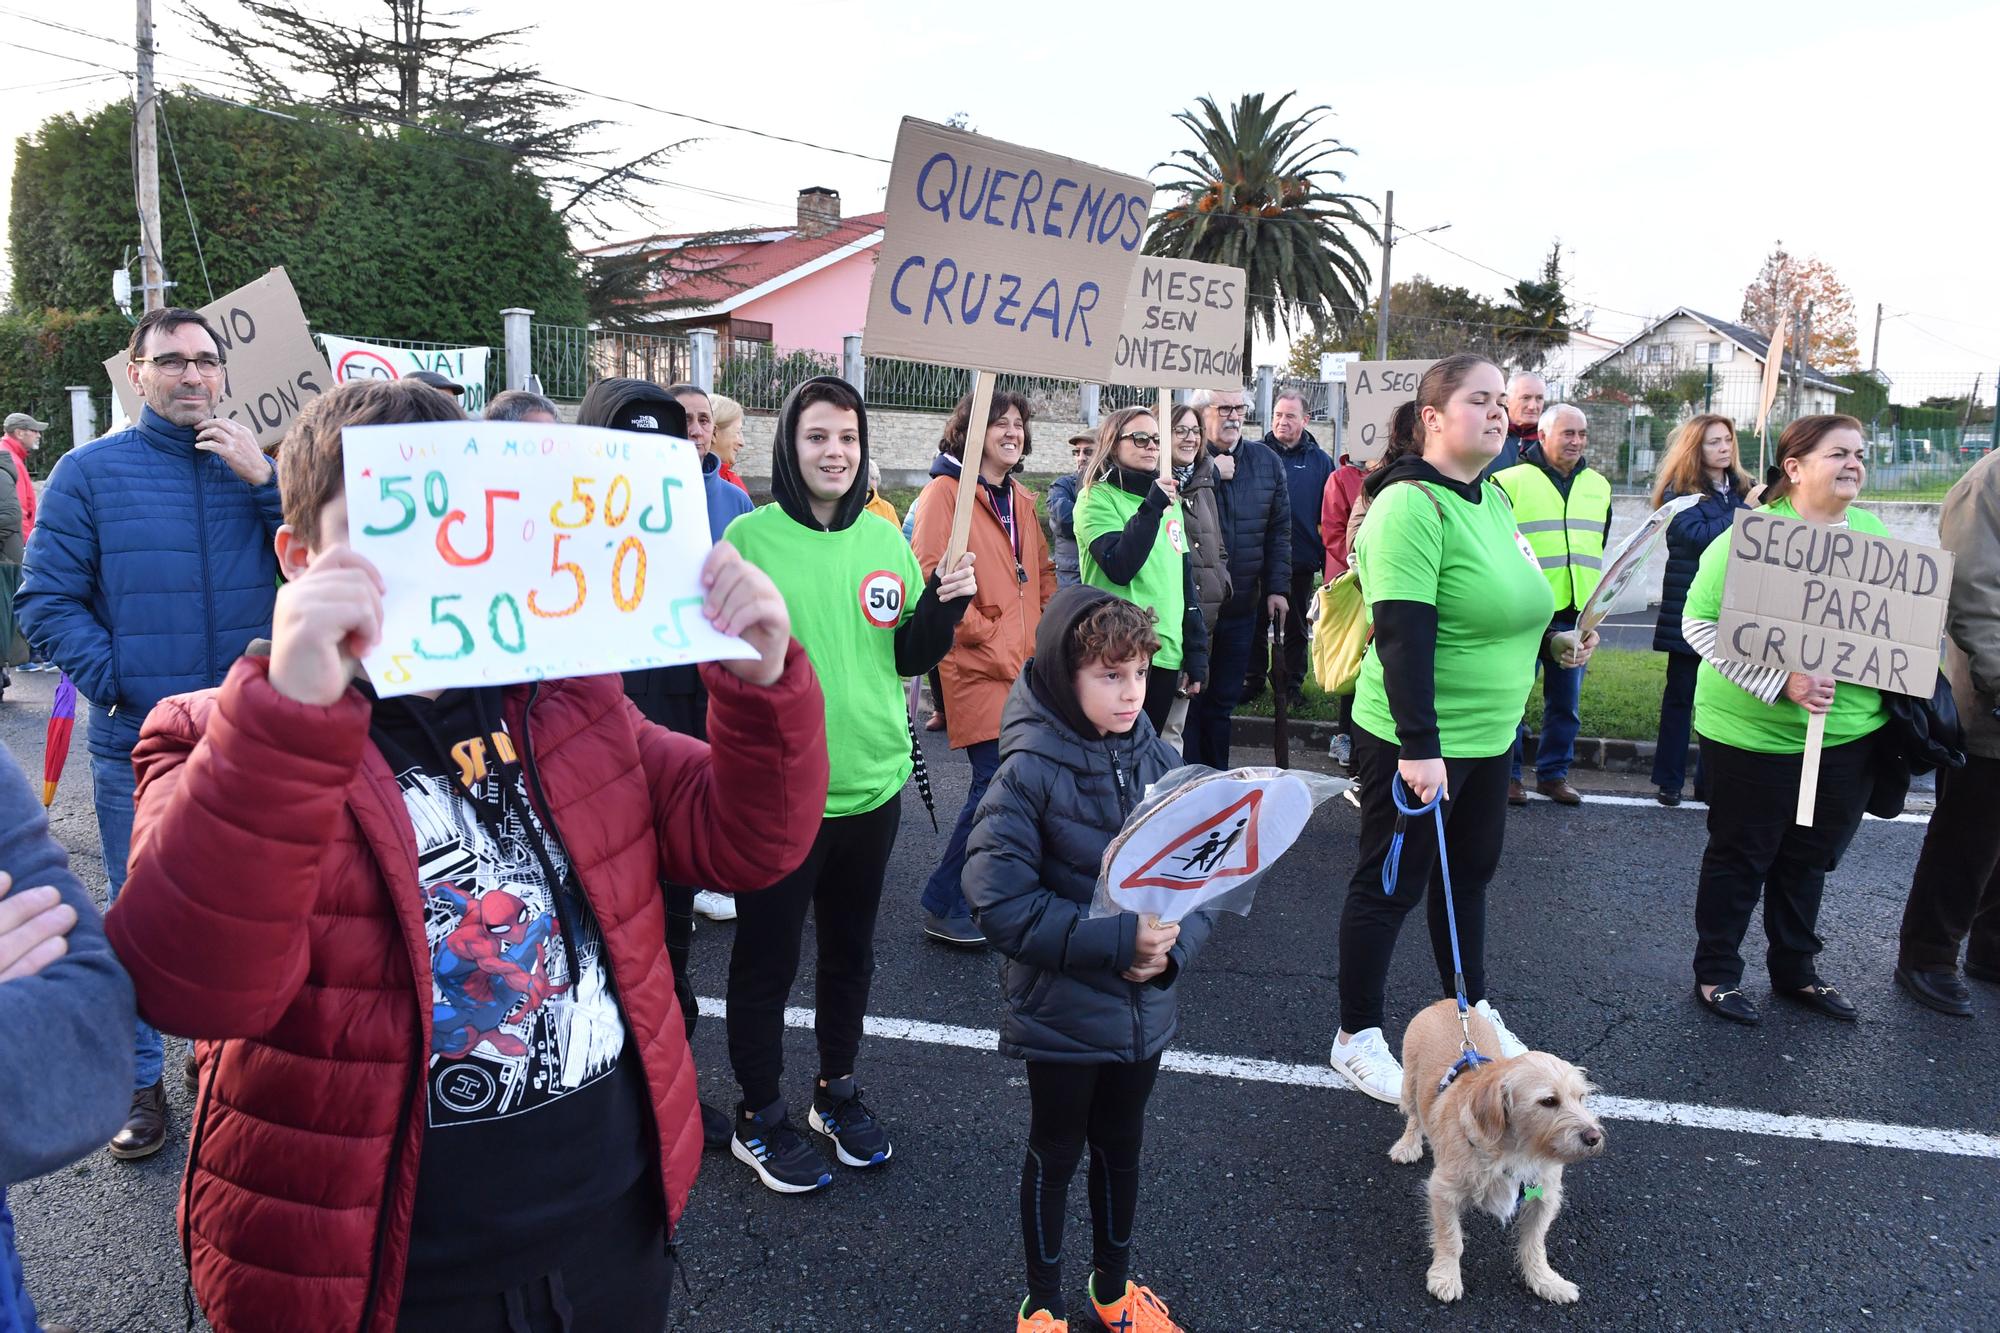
xmin=17 ymin=306 xmax=283 ymax=1160
xmin=1185 ymin=387 xmax=1292 ymax=767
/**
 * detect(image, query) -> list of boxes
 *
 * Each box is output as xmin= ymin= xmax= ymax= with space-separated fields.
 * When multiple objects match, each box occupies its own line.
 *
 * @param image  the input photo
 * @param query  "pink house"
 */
xmin=584 ymin=188 xmax=883 ymax=357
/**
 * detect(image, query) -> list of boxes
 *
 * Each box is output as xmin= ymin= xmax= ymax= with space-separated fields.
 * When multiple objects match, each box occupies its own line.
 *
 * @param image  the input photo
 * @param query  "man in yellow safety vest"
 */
xmin=1492 ymin=403 xmax=1610 ymax=807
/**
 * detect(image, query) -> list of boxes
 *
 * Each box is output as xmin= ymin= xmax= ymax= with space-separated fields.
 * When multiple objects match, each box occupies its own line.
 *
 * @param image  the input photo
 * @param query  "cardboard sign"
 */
xmin=1111 ymin=256 xmax=1246 ymax=389
xmin=106 ymin=268 xmax=331 ymax=448
xmin=322 ymin=334 xmax=492 ymax=415
xmin=1343 ymin=359 xmax=1435 ymax=463
xmin=343 ymin=421 xmax=758 ymax=697
xmin=864 ymin=117 xmax=1154 ymax=381
xmin=1714 ymin=510 xmax=1952 ymax=698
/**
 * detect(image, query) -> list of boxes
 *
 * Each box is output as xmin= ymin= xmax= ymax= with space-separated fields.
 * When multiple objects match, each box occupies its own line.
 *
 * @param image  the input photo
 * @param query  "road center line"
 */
xmin=696 ymin=998 xmax=1999 ymax=1160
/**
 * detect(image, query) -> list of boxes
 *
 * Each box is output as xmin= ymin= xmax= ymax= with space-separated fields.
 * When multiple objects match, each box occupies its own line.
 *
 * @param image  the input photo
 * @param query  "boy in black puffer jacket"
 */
xmin=964 ymin=585 xmax=1215 ymax=1333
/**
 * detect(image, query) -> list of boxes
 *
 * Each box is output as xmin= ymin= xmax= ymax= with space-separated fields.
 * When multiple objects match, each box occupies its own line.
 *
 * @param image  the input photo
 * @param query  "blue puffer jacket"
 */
xmin=1265 ymin=429 xmax=1334 ymax=577
xmin=0 ymin=1195 xmax=34 ymax=1333
xmin=1653 ymin=482 xmax=1751 ymax=655
xmin=16 ymin=406 xmax=283 ymax=758
xmin=1208 ymin=437 xmax=1293 ymax=617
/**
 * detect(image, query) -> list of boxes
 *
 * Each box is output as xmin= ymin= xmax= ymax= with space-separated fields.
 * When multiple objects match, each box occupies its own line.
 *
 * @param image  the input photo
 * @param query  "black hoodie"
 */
xmin=766 ymin=376 xmax=967 ymax=677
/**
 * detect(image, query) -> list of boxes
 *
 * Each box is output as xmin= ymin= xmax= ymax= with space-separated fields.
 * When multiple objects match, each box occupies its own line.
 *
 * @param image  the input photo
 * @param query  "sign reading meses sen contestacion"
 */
xmin=342 ymin=421 xmax=759 ymax=698
xmin=1111 ymin=256 xmax=1246 ymax=389
xmin=864 ymin=117 xmax=1155 ymax=381
xmin=1343 ymin=359 xmax=1435 ymax=463
xmin=1714 ymin=509 xmax=1952 ymax=697
xmin=105 ymin=267 xmax=330 ymax=449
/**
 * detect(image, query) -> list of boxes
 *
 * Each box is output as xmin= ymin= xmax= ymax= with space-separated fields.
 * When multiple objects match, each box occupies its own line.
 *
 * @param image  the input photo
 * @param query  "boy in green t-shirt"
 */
xmin=722 ymin=376 xmax=975 ymax=1194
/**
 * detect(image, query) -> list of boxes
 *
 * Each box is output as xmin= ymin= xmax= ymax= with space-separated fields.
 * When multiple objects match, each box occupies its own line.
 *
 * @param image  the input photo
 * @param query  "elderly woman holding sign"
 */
xmin=1681 ymin=414 xmax=1887 ymax=1026
xmin=911 ymin=388 xmax=1058 ymax=947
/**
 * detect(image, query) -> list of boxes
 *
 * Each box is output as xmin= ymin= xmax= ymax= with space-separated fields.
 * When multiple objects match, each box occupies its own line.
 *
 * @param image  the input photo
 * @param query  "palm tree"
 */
xmin=1147 ymin=93 xmax=1378 ymax=361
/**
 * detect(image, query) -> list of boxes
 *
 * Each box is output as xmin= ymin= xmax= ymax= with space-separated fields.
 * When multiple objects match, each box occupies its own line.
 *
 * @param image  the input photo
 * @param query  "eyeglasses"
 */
xmin=1118 ymin=432 xmax=1164 ymax=447
xmin=134 ymin=354 xmax=226 ymax=377
xmin=1171 ymin=425 xmax=1202 ymax=439
xmin=1212 ymin=404 xmax=1248 ymax=417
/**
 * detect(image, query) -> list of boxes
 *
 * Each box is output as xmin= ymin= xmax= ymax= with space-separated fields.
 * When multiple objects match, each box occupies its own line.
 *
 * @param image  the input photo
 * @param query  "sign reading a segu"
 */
xmin=1714 ymin=509 xmax=1952 ymax=697
xmin=1111 ymin=256 xmax=1245 ymax=389
xmin=1343 ymin=359 xmax=1435 ymax=463
xmin=864 ymin=117 xmax=1154 ymax=381
xmin=105 ymin=267 xmax=330 ymax=449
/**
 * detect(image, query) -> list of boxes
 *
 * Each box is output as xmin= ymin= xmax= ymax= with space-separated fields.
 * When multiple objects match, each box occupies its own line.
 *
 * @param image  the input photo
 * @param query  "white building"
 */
xmin=1575 ymin=307 xmax=1851 ymax=417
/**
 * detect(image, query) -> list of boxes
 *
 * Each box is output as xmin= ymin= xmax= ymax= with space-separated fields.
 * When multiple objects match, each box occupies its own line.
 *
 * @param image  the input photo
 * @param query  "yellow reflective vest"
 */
xmin=1492 ymin=459 xmax=1611 ymax=612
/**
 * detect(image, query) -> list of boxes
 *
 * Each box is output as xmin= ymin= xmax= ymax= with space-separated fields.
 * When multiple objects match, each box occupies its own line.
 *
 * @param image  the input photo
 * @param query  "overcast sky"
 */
xmin=5 ymin=0 xmax=1997 ymax=390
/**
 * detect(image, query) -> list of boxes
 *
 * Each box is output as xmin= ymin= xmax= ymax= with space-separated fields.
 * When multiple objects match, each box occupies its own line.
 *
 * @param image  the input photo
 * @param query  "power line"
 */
xmin=0 ymin=38 xmax=130 ymax=76
xmin=157 ymin=95 xmax=214 ymax=302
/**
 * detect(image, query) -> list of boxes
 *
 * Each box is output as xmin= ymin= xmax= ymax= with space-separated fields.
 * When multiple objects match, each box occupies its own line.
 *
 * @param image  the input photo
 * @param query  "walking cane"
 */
xmin=1271 ymin=619 xmax=1291 ymax=769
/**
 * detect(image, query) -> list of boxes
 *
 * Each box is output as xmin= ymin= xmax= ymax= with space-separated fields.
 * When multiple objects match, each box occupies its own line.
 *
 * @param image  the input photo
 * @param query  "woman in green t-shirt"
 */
xmin=1075 ymin=406 xmax=1209 ymax=737
xmin=1681 ymin=415 xmax=1886 ymax=1027
xmin=1329 ymin=354 xmax=1581 ymax=1106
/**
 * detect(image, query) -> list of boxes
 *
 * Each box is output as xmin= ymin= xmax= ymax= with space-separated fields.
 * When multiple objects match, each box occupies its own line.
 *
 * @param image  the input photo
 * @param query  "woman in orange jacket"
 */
xmin=911 ymin=388 xmax=1060 ymax=946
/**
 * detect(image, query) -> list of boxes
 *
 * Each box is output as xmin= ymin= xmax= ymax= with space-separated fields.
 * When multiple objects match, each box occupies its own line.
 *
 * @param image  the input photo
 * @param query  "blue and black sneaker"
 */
xmin=808 ymin=1076 xmax=893 ymax=1168
xmin=731 ymin=1096 xmax=832 ymax=1194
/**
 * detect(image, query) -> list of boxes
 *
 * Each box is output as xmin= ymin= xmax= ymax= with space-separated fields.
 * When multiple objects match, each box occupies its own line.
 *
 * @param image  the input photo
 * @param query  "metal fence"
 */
xmin=528 ymin=324 xmax=694 ymax=402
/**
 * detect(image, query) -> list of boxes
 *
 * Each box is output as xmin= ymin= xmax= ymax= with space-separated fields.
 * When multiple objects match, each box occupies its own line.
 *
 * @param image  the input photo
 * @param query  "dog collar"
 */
xmin=1437 ymin=1047 xmax=1493 ymax=1094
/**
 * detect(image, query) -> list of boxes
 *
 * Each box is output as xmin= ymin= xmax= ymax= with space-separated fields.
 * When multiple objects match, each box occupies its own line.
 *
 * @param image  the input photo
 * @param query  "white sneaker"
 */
xmin=1474 ymin=999 xmax=1528 ymax=1059
xmin=693 ymin=890 xmax=737 ymax=922
xmin=1329 ymin=1027 xmax=1404 ymax=1104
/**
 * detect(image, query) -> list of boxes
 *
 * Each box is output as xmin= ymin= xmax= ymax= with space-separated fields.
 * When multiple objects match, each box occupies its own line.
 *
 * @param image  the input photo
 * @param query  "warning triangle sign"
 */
xmin=1119 ymin=790 xmax=1263 ymax=892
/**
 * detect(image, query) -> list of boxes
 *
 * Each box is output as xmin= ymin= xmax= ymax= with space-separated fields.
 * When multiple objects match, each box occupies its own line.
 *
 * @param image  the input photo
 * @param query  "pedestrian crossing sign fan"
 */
xmin=1094 ymin=767 xmax=1348 ymax=923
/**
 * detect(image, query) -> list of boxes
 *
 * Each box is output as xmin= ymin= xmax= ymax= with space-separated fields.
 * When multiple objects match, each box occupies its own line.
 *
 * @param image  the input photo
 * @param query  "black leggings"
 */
xmin=726 ymin=794 xmax=901 ymax=1111
xmin=1020 ymin=1056 xmax=1162 ymax=1317
xmin=1338 ymin=726 xmax=1511 ymax=1034
xmin=1143 ymin=664 xmax=1179 ymax=735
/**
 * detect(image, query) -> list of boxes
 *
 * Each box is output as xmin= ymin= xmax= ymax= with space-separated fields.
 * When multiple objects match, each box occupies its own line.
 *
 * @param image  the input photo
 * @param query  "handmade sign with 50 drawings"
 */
xmin=342 ymin=421 xmax=758 ymax=697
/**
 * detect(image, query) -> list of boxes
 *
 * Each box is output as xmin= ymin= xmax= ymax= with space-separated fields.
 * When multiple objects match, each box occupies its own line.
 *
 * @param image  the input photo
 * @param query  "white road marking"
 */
xmin=696 ymin=997 xmax=1998 ymax=1160
xmin=1526 ymin=791 xmax=1931 ymax=824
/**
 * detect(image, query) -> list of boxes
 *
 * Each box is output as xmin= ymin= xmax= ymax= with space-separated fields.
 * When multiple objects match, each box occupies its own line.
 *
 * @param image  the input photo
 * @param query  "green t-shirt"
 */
xmin=1351 ymin=480 xmax=1556 ymax=757
xmin=725 ymin=504 xmax=920 ymax=817
xmin=1076 ymin=480 xmax=1188 ymax=670
xmin=1683 ymin=498 xmax=1890 ymax=754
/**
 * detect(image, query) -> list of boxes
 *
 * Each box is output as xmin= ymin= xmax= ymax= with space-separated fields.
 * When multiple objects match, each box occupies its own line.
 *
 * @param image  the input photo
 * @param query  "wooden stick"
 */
xmin=944 ymin=369 xmax=996 ymax=570
xmin=1157 ymin=387 xmax=1174 ymax=482
xmin=1795 ymin=708 xmax=1827 ymax=827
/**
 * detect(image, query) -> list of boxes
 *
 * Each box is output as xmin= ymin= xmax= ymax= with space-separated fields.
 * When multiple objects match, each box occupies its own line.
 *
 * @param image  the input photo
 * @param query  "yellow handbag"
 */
xmin=1311 ymin=570 xmax=1370 ymax=696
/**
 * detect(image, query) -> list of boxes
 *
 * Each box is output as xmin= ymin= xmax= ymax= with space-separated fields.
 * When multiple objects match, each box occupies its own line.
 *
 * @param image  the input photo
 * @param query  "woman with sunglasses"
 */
xmin=1075 ymin=407 xmax=1208 ymax=737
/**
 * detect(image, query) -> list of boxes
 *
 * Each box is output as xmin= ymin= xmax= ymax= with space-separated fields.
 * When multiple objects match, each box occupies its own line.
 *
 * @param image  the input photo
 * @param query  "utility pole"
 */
xmin=1869 ymin=301 xmax=1883 ymax=374
xmin=1787 ymin=300 xmax=1814 ymax=422
xmin=135 ymin=0 xmax=166 ymax=311
xmin=1374 ymin=190 xmax=1394 ymax=361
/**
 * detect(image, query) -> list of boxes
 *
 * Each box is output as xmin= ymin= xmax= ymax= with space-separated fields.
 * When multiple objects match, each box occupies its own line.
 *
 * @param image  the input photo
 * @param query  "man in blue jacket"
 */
xmin=1186 ymin=386 xmax=1292 ymax=768
xmin=1253 ymin=390 xmax=1331 ymax=698
xmin=15 ymin=306 xmax=282 ymax=1160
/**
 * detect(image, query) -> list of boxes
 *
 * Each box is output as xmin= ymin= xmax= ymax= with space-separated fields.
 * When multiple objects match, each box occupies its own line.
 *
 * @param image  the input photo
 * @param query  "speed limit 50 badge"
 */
xmin=1166 ymin=517 xmax=1188 ymax=555
xmin=859 ymin=569 xmax=907 ymax=629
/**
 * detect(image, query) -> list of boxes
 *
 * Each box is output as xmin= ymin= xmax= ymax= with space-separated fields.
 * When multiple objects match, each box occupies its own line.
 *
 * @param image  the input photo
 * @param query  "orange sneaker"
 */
xmin=1090 ymin=1278 xmax=1183 ymax=1332
xmin=1017 ymin=1297 xmax=1068 ymax=1331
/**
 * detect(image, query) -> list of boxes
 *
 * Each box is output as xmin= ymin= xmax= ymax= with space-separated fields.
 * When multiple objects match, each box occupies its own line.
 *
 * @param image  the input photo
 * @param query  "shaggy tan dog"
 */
xmin=1388 ymin=999 xmax=1606 ymax=1304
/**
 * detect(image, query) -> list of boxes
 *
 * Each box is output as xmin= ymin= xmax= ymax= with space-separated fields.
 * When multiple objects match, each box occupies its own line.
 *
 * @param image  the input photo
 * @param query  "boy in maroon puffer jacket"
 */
xmin=103 ymin=379 xmax=829 ymax=1332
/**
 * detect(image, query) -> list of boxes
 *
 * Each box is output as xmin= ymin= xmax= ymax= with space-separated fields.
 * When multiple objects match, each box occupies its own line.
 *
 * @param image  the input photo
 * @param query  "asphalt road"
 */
xmin=6 ymin=667 xmax=1996 ymax=1332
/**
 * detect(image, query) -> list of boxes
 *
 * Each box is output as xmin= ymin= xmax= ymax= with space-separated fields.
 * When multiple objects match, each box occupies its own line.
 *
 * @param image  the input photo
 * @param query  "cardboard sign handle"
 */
xmin=1157 ymin=388 xmax=1174 ymax=482
xmin=1795 ymin=708 xmax=1827 ymax=826
xmin=944 ymin=370 xmax=997 ymax=570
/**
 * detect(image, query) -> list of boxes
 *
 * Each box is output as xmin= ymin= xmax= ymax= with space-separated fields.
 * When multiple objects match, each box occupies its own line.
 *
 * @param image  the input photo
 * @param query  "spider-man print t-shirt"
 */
xmin=370 ymin=688 xmax=652 ymax=1299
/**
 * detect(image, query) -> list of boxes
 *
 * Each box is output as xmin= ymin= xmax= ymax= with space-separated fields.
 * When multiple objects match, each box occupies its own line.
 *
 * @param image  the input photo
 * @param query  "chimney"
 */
xmin=797 ymin=186 xmax=840 ymax=239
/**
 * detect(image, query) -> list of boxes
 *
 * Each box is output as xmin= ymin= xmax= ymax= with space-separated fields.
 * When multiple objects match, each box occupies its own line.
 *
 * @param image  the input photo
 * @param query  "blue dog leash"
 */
xmin=1382 ymin=775 xmax=1491 ymax=1092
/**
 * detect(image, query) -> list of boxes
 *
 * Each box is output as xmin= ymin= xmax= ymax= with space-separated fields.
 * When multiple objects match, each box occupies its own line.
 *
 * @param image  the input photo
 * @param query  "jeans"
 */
xmin=1186 ymin=607 xmax=1256 ymax=769
xmin=1898 ymin=754 xmax=2000 ymax=974
xmin=1692 ymin=734 xmax=1874 ymax=989
xmin=1513 ymin=612 xmax=1583 ymax=783
xmin=91 ymin=748 xmax=164 ymax=1090
xmin=920 ymin=740 xmax=1001 ymax=920
xmin=1650 ymin=652 xmax=1706 ymax=796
